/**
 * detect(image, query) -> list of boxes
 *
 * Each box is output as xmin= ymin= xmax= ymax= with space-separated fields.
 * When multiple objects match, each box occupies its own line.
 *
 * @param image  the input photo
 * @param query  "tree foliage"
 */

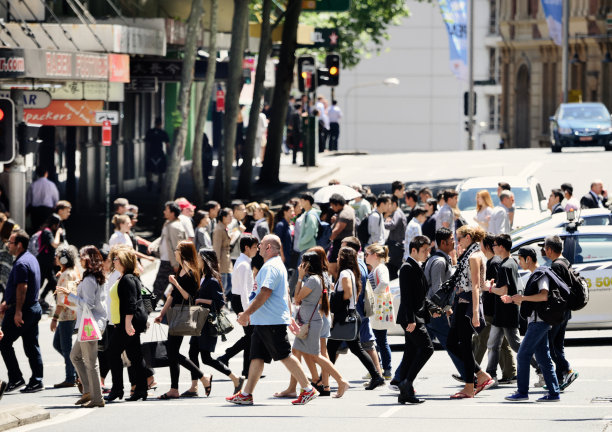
xmin=300 ymin=0 xmax=411 ymax=68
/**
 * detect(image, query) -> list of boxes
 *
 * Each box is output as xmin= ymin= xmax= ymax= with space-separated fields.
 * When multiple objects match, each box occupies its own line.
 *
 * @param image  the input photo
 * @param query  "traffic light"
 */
xmin=297 ymin=56 xmax=316 ymax=93
xmin=0 ymin=98 xmax=15 ymax=164
xmin=325 ymin=53 xmax=340 ymax=86
xmin=463 ymin=91 xmax=477 ymax=116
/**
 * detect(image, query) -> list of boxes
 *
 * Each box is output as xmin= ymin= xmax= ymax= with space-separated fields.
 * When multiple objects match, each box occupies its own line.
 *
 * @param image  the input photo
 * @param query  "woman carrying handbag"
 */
xmin=57 ymin=246 xmax=107 ymax=408
xmin=105 ymin=247 xmax=150 ymax=402
xmin=326 ymin=247 xmax=385 ymax=391
xmin=154 ymin=241 xmax=212 ymax=399
xmin=183 ymin=249 xmax=244 ymax=397
xmin=365 ymin=244 xmax=395 ymax=379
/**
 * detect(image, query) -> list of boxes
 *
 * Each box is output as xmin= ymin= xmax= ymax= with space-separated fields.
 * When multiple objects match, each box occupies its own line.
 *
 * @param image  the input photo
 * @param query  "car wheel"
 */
xmin=551 ymin=145 xmax=562 ymax=153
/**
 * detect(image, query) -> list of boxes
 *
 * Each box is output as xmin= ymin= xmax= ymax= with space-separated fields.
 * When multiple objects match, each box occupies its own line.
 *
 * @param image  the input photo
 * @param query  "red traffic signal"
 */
xmin=0 ymin=98 xmax=15 ymax=164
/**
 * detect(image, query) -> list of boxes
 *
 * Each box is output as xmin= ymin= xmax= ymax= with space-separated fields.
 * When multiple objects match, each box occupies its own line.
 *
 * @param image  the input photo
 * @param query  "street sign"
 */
xmin=310 ymin=28 xmax=340 ymax=48
xmin=95 ymin=110 xmax=119 ymax=125
xmin=0 ymin=90 xmax=50 ymax=109
xmin=102 ymin=120 xmax=112 ymax=146
xmin=302 ymin=0 xmax=350 ymax=12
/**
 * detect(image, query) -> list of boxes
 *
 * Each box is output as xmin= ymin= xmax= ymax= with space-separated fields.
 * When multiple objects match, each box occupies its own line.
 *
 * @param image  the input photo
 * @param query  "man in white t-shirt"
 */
xmin=175 ymin=198 xmax=195 ymax=241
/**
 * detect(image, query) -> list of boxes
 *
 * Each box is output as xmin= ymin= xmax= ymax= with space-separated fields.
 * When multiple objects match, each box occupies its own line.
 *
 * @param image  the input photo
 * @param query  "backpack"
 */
xmin=357 ymin=212 xmax=373 ymax=246
xmin=525 ymin=267 xmax=570 ymax=325
xmin=27 ymin=229 xmax=50 ymax=257
xmin=314 ymin=213 xmax=331 ymax=249
xmin=563 ymin=264 xmax=589 ymax=311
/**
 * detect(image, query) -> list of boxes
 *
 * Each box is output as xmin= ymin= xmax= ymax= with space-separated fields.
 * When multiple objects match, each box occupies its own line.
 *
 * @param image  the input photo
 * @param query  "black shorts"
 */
xmin=327 ymin=240 xmax=342 ymax=263
xmin=250 ymin=325 xmax=292 ymax=363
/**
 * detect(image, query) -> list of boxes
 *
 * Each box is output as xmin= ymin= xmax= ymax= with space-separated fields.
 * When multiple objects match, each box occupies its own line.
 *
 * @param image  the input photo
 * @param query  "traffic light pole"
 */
xmin=467 ymin=0 xmax=475 ymax=150
xmin=8 ymin=89 xmax=26 ymax=229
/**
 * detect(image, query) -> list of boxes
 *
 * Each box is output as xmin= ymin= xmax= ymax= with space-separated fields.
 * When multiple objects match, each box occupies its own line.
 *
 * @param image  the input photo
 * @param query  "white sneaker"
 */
xmin=388 ymin=383 xmax=399 ymax=392
xmin=362 ymin=373 xmax=371 ymax=380
xmin=534 ymin=374 xmax=545 ymax=388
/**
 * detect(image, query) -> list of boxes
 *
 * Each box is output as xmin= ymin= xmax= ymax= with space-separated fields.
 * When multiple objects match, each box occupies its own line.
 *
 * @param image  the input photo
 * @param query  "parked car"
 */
xmin=456 ymin=176 xmax=547 ymax=230
xmin=511 ymin=208 xmax=612 ymax=241
xmin=549 ymin=102 xmax=612 ymax=152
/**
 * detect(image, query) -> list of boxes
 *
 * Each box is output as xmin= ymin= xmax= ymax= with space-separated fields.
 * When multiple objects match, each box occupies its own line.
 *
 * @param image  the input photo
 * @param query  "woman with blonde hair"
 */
xmin=365 ymin=244 xmax=394 ymax=379
xmin=446 ymin=225 xmax=494 ymax=398
xmin=155 ymin=241 xmax=212 ymax=399
xmin=109 ymin=215 xmax=132 ymax=247
xmin=474 ymin=190 xmax=494 ymax=231
xmin=251 ymin=203 xmax=274 ymax=241
xmin=105 ymin=247 xmax=150 ymax=402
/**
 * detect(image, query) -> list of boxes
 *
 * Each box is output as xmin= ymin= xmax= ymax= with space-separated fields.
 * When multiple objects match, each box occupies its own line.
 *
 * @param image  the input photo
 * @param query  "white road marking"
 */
xmin=11 ymin=409 xmax=91 ymax=431
xmin=378 ymin=405 xmax=402 ymax=418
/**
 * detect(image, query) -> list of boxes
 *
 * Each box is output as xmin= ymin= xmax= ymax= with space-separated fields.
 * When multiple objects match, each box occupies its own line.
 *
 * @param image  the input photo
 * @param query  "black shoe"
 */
xmin=104 ymin=388 xmax=124 ymax=402
xmin=20 ymin=381 xmax=44 ymax=393
xmin=364 ymin=376 xmax=385 ymax=390
xmin=5 ymin=378 xmax=25 ymax=393
xmin=125 ymin=390 xmax=147 ymax=402
xmin=398 ymin=394 xmax=425 ymax=404
xmin=0 ymin=380 xmax=7 ymax=400
xmin=451 ymin=374 xmax=465 ymax=383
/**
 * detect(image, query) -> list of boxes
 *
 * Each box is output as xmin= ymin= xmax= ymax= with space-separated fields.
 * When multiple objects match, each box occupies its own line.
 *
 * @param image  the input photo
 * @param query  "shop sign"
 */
xmin=24 ymin=100 xmax=104 ymax=126
xmin=0 ymin=49 xmax=26 ymax=78
xmin=33 ymin=81 xmax=124 ymax=102
xmin=0 ymin=90 xmax=50 ymax=109
xmin=130 ymin=58 xmax=229 ymax=81
xmin=109 ymin=54 xmax=130 ymax=83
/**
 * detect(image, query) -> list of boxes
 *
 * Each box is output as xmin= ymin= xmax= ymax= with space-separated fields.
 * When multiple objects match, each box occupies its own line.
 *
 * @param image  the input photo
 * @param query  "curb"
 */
xmin=0 ymin=404 xmax=50 ymax=431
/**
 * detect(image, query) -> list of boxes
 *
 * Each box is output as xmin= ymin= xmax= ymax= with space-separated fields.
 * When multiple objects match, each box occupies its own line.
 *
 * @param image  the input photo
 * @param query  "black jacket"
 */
xmin=397 ymin=258 xmax=429 ymax=327
xmin=117 ymin=273 xmax=141 ymax=324
xmin=580 ymin=192 xmax=607 ymax=209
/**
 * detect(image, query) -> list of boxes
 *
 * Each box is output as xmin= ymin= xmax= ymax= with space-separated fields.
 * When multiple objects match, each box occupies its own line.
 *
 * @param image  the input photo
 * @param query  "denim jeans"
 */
xmin=221 ymin=273 xmax=232 ymax=300
xmin=0 ymin=302 xmax=43 ymax=384
xmin=517 ymin=321 xmax=560 ymax=396
xmin=486 ymin=325 xmax=539 ymax=378
xmin=549 ymin=310 xmax=571 ymax=379
xmin=373 ymin=329 xmax=392 ymax=373
xmin=53 ymin=320 xmax=76 ymax=382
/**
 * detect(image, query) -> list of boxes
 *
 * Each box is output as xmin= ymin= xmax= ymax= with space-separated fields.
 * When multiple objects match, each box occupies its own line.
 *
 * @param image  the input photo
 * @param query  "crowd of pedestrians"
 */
xmin=0 ymin=176 xmax=605 ymax=406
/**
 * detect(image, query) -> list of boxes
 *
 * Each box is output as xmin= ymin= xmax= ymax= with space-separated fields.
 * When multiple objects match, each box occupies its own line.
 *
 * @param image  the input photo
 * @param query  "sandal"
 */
xmin=475 ymin=378 xmax=495 ymax=395
xmin=180 ymin=390 xmax=199 ymax=398
xmin=204 ymin=375 xmax=213 ymax=397
xmin=450 ymin=391 xmax=474 ymax=399
xmin=234 ymin=376 xmax=245 ymax=395
xmin=157 ymin=393 xmax=179 ymax=400
xmin=319 ymin=386 xmax=331 ymax=397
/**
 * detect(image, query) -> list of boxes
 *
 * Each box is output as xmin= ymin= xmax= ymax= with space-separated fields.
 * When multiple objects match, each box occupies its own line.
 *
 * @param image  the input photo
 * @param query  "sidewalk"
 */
xmin=0 ymin=404 xmax=49 ymax=431
xmin=65 ymin=151 xmax=340 ymax=248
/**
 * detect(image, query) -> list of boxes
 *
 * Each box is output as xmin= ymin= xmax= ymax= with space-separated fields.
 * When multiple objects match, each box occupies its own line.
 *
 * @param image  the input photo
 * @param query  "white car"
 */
xmin=512 ymin=208 xmax=612 ymax=241
xmin=456 ymin=176 xmax=548 ymax=230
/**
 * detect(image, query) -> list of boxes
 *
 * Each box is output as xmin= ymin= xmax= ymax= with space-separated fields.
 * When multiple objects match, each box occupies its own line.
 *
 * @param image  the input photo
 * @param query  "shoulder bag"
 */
xmin=329 ymin=273 xmax=359 ymax=341
xmin=166 ymin=296 xmax=209 ymax=336
xmin=206 ymin=304 xmax=234 ymax=337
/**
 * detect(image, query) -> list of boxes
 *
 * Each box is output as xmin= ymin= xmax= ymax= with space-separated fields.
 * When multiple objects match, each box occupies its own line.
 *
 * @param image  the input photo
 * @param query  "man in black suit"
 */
xmin=548 ymin=189 xmax=565 ymax=215
xmin=396 ymin=235 xmax=435 ymax=404
xmin=580 ymin=180 xmax=608 ymax=209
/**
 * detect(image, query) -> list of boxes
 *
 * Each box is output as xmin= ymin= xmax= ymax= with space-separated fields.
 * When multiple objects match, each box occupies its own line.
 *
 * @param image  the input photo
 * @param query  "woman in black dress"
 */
xmin=154 ymin=241 xmax=212 ymax=399
xmin=183 ymin=249 xmax=244 ymax=397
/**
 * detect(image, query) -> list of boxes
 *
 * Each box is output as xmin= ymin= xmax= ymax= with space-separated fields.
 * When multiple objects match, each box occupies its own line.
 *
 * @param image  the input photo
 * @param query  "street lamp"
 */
xmin=344 ymin=77 xmax=400 ymax=151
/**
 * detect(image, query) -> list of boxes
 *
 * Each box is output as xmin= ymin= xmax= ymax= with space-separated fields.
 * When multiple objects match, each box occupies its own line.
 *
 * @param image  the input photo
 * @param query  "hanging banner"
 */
xmin=541 ymin=0 xmax=563 ymax=45
xmin=438 ymin=0 xmax=468 ymax=81
xmin=24 ymin=100 xmax=104 ymax=126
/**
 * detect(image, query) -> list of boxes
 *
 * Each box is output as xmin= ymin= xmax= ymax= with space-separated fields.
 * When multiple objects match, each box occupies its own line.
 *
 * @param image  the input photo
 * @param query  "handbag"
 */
xmin=140 ymin=284 xmax=157 ymax=314
xmin=430 ymin=278 xmax=454 ymax=310
xmin=142 ymin=323 xmax=169 ymax=368
xmin=166 ymin=297 xmax=209 ymax=336
xmin=206 ymin=305 xmax=234 ymax=337
xmin=294 ymin=291 xmax=322 ymax=340
xmin=363 ymin=279 xmax=376 ymax=318
xmin=329 ymin=273 xmax=359 ymax=341
xmin=78 ymin=306 xmax=102 ymax=342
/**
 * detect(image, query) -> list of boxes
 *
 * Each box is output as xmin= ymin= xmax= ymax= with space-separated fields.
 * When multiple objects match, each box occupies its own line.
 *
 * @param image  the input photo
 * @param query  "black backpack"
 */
xmin=530 ymin=267 xmax=570 ymax=325
xmin=566 ymin=266 xmax=589 ymax=311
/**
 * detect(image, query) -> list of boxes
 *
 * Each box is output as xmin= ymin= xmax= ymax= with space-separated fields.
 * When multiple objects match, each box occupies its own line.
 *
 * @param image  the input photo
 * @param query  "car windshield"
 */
xmin=560 ymin=105 xmax=609 ymax=121
xmin=458 ymin=187 xmax=533 ymax=211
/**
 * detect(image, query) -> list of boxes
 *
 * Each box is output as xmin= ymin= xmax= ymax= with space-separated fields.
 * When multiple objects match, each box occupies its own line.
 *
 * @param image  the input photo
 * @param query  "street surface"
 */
xmin=308 ymin=147 xmax=612 ymax=198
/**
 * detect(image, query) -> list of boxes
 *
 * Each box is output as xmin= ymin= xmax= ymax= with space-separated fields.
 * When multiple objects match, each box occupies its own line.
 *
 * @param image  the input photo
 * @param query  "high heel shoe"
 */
xmin=104 ymin=388 xmax=124 ymax=402
xmin=125 ymin=390 xmax=148 ymax=402
xmin=203 ymin=375 xmax=213 ymax=397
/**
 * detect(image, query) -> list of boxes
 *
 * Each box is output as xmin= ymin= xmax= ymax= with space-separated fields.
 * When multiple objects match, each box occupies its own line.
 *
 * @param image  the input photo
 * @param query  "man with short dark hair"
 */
xmin=404 ymin=190 xmax=418 ymax=220
xmin=297 ymin=192 xmax=320 ymax=254
xmin=436 ymin=190 xmax=457 ymax=236
xmin=55 ymin=200 xmax=71 ymax=245
xmin=0 ymin=230 xmax=43 ymax=393
xmin=204 ymin=200 xmax=221 ymax=235
xmin=421 ymin=198 xmax=438 ymax=243
xmin=26 ymin=167 xmax=59 ymax=233
xmin=149 ymin=202 xmax=187 ymax=305
xmin=403 ymin=207 xmax=427 ymax=261
xmin=367 ymin=194 xmax=391 ymax=246
xmin=145 ymin=117 xmax=170 ymax=192
xmin=548 ymin=189 xmax=564 ymax=215
xmin=560 ymin=183 xmax=579 ymax=211
xmin=218 ymin=234 xmax=260 ymax=377
xmin=328 ymin=194 xmax=355 ymax=277
xmin=396 ymin=235 xmax=434 ymax=404
xmin=384 ymin=195 xmax=407 ymax=279
xmin=542 ymin=235 xmax=578 ymax=391
xmin=391 ymin=181 xmax=405 ymax=200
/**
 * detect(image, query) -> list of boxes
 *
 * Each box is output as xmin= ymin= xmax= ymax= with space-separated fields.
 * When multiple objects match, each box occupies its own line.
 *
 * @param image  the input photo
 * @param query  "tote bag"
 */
xmin=370 ymin=269 xmax=395 ymax=331
xmin=166 ymin=298 xmax=209 ymax=336
xmin=78 ymin=306 xmax=102 ymax=342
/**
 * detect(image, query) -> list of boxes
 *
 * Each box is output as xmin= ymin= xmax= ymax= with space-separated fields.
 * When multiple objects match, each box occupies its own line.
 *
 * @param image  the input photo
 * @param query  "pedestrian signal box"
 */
xmin=0 ymin=98 xmax=15 ymax=164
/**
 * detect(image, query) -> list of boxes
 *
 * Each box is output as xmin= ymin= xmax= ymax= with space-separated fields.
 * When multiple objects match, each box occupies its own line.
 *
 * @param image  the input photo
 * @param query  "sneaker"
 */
xmin=560 ymin=370 xmax=579 ymax=391
xmin=505 ymin=392 xmax=529 ymax=402
xmin=291 ymin=388 xmax=318 ymax=405
xmin=362 ymin=373 xmax=371 ymax=380
xmin=533 ymin=374 xmax=545 ymax=388
xmin=20 ymin=381 xmax=44 ymax=393
xmin=499 ymin=375 xmax=518 ymax=385
xmin=226 ymin=392 xmax=253 ymax=405
xmin=388 ymin=381 xmax=400 ymax=392
xmin=54 ymin=381 xmax=76 ymax=389
xmin=383 ymin=371 xmax=392 ymax=380
xmin=536 ymin=393 xmax=560 ymax=402
xmin=4 ymin=378 xmax=25 ymax=393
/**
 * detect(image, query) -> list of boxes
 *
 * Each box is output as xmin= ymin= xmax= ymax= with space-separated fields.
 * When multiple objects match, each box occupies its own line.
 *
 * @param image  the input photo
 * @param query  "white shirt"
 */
xmin=231 ymin=253 xmax=253 ymax=311
xmin=403 ymin=218 xmax=423 ymax=260
xmin=316 ymin=101 xmax=330 ymax=128
xmin=328 ymin=105 xmax=342 ymax=123
xmin=489 ymin=205 xmax=511 ymax=234
xmin=109 ymin=231 xmax=132 ymax=248
xmin=178 ymin=214 xmax=195 ymax=239
xmin=256 ymin=113 xmax=267 ymax=138
xmin=337 ymin=269 xmax=356 ymax=309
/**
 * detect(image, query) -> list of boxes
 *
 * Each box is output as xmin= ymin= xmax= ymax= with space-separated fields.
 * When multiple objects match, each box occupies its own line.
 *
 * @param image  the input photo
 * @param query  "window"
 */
xmin=489 ymin=0 xmax=499 ymax=35
xmin=458 ymin=187 xmax=534 ymax=211
xmin=573 ymin=235 xmax=612 ymax=264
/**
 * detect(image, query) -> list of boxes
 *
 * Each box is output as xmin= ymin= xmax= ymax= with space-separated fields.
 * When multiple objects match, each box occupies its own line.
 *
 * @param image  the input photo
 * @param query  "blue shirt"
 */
xmin=251 ymin=256 xmax=291 ymax=325
xmin=274 ymin=219 xmax=292 ymax=267
xmin=4 ymin=251 xmax=41 ymax=307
